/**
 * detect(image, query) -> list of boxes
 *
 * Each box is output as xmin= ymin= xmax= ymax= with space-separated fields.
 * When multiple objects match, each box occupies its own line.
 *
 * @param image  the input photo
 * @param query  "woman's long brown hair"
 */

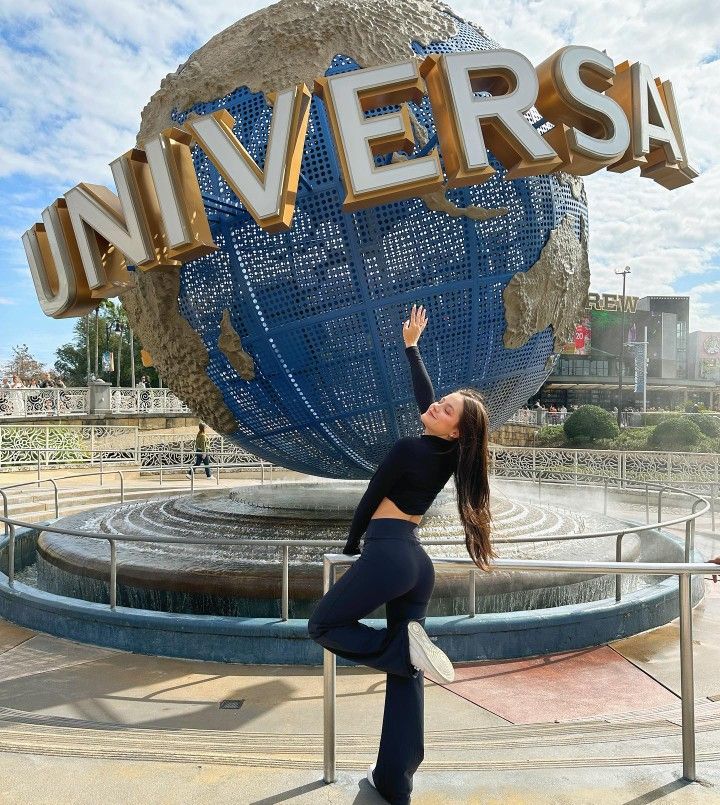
xmin=453 ymin=388 xmax=495 ymax=570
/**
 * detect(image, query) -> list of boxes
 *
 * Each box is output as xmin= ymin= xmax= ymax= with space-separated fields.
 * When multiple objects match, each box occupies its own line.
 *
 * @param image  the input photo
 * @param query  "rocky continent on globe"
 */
xmin=122 ymin=0 xmax=590 ymax=478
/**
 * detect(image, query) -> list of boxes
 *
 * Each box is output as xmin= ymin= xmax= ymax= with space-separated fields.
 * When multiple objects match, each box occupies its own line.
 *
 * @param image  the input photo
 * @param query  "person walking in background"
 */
xmin=187 ymin=422 xmax=212 ymax=479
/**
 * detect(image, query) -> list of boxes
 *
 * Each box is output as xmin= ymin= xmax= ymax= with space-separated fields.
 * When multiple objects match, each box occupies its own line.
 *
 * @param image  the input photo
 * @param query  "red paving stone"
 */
xmin=443 ymin=645 xmax=679 ymax=724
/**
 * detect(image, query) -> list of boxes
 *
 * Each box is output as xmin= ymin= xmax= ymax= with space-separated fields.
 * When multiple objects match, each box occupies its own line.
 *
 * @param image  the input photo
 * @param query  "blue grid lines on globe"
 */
xmin=172 ymin=20 xmax=589 ymax=479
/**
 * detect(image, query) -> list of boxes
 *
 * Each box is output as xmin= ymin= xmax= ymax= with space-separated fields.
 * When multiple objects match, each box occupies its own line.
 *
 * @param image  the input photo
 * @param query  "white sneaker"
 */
xmin=367 ymin=763 xmax=376 ymax=788
xmin=408 ymin=621 xmax=455 ymax=684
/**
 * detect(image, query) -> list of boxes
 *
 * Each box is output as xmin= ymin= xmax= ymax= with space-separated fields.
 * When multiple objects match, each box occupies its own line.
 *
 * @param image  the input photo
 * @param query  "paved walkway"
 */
xmin=0 ymin=472 xmax=718 ymax=802
xmin=0 ymin=578 xmax=718 ymax=803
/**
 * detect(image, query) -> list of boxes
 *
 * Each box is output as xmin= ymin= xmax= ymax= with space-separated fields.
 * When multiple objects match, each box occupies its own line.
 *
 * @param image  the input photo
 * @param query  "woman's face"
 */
xmin=421 ymin=392 xmax=464 ymax=440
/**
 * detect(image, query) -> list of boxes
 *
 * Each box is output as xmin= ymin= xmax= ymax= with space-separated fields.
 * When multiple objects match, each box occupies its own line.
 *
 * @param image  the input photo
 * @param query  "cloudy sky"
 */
xmin=0 ymin=0 xmax=717 ymax=370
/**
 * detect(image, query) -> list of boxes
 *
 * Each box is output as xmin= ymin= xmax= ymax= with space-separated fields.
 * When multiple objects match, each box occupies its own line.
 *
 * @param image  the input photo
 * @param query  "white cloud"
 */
xmin=0 ymin=297 xmax=16 ymax=305
xmin=0 ymin=0 xmax=718 ymax=364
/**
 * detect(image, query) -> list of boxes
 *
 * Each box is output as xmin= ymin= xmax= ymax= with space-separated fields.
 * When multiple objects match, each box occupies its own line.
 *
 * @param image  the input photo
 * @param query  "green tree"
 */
xmin=54 ymin=303 xmax=158 ymax=387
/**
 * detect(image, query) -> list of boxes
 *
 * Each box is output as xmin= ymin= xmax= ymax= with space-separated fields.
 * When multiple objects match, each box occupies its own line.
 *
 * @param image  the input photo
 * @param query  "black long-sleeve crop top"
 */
xmin=343 ymin=346 xmax=459 ymax=554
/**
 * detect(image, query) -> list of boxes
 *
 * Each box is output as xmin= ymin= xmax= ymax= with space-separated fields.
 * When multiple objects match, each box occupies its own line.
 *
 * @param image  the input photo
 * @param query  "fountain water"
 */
xmin=35 ymin=481 xmax=657 ymax=617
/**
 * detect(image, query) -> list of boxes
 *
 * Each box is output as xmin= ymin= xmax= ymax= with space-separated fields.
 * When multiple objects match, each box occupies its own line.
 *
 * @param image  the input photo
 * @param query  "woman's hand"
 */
xmin=403 ymin=304 xmax=428 ymax=347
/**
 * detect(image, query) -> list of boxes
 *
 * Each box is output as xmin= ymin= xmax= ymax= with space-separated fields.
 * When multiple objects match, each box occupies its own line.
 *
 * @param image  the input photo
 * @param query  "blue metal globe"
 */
xmin=172 ymin=21 xmax=588 ymax=479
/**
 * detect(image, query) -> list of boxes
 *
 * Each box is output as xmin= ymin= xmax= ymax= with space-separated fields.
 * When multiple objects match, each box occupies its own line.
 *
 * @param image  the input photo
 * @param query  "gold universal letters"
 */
xmin=23 ymin=130 xmax=217 ymax=317
xmin=314 ymin=61 xmax=443 ymax=210
xmin=184 ymin=84 xmax=312 ymax=231
xmin=23 ymin=47 xmax=697 ymax=319
xmin=421 ymin=50 xmax=562 ymax=186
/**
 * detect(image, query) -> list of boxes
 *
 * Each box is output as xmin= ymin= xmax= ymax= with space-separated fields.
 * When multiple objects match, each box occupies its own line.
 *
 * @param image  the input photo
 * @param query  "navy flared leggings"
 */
xmin=308 ymin=518 xmax=435 ymax=805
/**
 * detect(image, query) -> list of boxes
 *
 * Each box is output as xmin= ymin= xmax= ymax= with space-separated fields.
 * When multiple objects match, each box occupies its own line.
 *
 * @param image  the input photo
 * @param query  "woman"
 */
xmin=308 ymin=304 xmax=494 ymax=805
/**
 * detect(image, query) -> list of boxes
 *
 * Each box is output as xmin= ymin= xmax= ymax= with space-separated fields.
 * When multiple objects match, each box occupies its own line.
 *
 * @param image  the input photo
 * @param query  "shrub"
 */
xmin=648 ymin=418 xmax=703 ymax=450
xmin=563 ymin=405 xmax=619 ymax=442
xmin=596 ymin=426 xmax=654 ymax=451
xmin=535 ymin=425 xmax=565 ymax=446
xmin=692 ymin=413 xmax=720 ymax=438
xmin=642 ymin=412 xmax=682 ymax=427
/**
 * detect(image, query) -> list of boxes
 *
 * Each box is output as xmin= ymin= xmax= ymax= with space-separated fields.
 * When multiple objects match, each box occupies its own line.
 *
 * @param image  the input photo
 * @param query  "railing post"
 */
xmin=1 ymin=490 xmax=8 ymax=537
xmin=711 ymin=482 xmax=716 ymax=533
xmin=645 ymin=482 xmax=650 ymax=524
xmin=261 ymin=460 xmax=265 ymax=485
xmin=99 ymin=452 xmax=104 ymax=487
xmin=281 ymin=545 xmax=289 ymax=621
xmin=323 ymin=556 xmax=337 ymax=784
xmin=615 ymin=533 xmax=623 ymax=602
xmin=678 ymin=572 xmax=696 ymax=781
xmin=7 ymin=523 xmax=15 ymax=585
xmin=45 ymin=425 xmax=50 ymax=468
xmin=119 ymin=472 xmax=125 ymax=504
xmin=603 ymin=478 xmax=608 ymax=515
xmin=574 ymin=450 xmax=578 ymax=486
xmin=109 ymin=539 xmax=117 ymax=609
xmin=468 ymin=569 xmax=476 ymax=617
xmin=657 ymin=487 xmax=664 ymax=524
xmin=90 ymin=426 xmax=95 ymax=466
xmin=36 ymin=451 xmax=41 ymax=487
xmin=51 ymin=480 xmax=59 ymax=519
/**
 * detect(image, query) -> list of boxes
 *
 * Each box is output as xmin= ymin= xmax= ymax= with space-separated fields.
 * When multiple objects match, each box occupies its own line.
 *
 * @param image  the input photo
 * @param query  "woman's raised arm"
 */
xmin=403 ymin=304 xmax=435 ymax=413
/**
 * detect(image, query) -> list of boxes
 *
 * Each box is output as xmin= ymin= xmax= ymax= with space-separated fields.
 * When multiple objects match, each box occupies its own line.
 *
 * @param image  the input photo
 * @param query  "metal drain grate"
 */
xmin=219 ymin=699 xmax=245 ymax=710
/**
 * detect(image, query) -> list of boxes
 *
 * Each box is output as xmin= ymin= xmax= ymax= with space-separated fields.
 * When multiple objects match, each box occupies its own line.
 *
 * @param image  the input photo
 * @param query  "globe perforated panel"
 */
xmin=171 ymin=20 xmax=588 ymax=479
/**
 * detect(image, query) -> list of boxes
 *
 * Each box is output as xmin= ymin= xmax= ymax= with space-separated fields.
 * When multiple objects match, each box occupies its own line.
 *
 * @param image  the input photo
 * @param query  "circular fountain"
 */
xmin=0 ymin=478 xmax=701 ymax=665
xmin=37 ymin=481 xmax=650 ymax=618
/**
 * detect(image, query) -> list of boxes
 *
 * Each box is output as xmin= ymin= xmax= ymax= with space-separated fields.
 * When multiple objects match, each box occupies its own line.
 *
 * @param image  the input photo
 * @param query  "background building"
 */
xmin=688 ymin=332 xmax=720 ymax=382
xmin=537 ymin=292 xmax=719 ymax=411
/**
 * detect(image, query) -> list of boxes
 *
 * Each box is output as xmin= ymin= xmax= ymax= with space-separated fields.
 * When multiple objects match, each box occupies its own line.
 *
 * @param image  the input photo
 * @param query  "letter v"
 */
xmin=184 ymin=84 xmax=311 ymax=232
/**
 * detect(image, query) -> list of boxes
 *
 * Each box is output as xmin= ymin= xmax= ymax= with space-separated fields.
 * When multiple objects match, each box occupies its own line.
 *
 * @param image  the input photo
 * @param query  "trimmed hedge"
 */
xmin=563 ymin=405 xmax=620 ymax=442
xmin=647 ymin=418 xmax=703 ymax=450
xmin=692 ymin=414 xmax=720 ymax=438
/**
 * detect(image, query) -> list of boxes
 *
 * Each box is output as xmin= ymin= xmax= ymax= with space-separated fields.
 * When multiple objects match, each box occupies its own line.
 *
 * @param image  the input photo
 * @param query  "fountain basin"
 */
xmin=0 ymin=522 xmax=704 ymax=664
xmin=35 ymin=482 xmax=657 ymax=617
xmin=0 ymin=477 xmax=705 ymax=663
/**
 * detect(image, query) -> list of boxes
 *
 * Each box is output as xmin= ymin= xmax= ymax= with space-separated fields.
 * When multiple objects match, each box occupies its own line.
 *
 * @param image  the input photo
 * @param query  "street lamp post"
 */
xmin=130 ymin=328 xmax=135 ymax=388
xmin=85 ymin=314 xmax=91 ymax=383
xmin=615 ymin=266 xmax=631 ymax=428
xmin=114 ymin=320 xmax=123 ymax=387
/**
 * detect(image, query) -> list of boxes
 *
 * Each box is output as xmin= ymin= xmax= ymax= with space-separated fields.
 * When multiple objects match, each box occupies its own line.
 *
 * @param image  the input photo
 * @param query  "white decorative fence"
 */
xmin=111 ymin=389 xmax=190 ymax=415
xmin=0 ymin=388 xmax=190 ymax=418
xmin=490 ymin=445 xmax=720 ymax=489
xmin=0 ymin=425 xmax=262 ymax=469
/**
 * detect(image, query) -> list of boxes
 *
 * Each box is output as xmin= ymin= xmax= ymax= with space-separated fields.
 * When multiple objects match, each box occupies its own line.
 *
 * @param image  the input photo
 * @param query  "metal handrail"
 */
xmin=0 ymin=473 xmax=712 ymax=619
xmin=0 ymin=467 xmax=715 ymax=783
xmin=532 ymin=470 xmax=713 ymax=602
xmin=321 ymin=554 xmax=720 ymax=785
